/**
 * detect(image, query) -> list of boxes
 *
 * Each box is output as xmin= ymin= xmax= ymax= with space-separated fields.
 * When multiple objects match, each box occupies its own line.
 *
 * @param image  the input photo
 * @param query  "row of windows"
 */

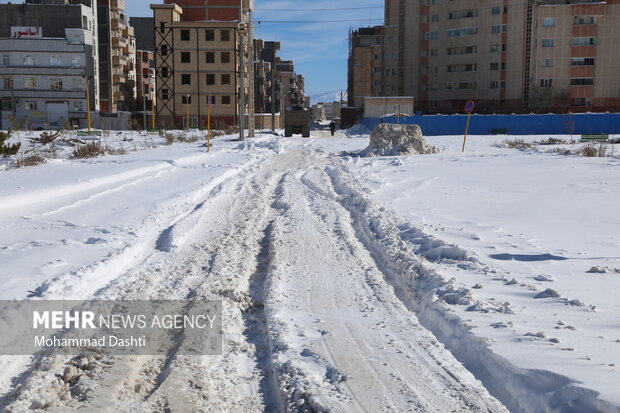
xmin=431 ymin=43 xmax=506 ymax=56
xmin=176 ymin=73 xmax=232 ymax=86
xmin=542 ymin=16 xmax=597 ymax=27
xmin=178 ymin=51 xmax=232 ymax=64
xmin=540 ymin=38 xmax=597 ymax=47
xmin=424 ymin=25 xmax=507 ymax=39
xmin=539 ymin=58 xmax=596 ymax=67
xmin=160 ymin=89 xmax=232 ymax=105
xmin=1 ymin=54 xmax=83 ymax=67
xmin=422 ymin=81 xmax=505 ymax=91
xmin=539 ymin=78 xmax=595 ymax=87
xmin=20 ymin=100 xmax=84 ymax=111
xmin=178 ymin=29 xmax=232 ymax=42
xmin=2 ymin=77 xmax=83 ymax=90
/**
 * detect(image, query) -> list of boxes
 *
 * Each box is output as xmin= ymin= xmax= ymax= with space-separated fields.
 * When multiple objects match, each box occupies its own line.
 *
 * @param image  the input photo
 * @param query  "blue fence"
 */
xmin=361 ymin=113 xmax=620 ymax=136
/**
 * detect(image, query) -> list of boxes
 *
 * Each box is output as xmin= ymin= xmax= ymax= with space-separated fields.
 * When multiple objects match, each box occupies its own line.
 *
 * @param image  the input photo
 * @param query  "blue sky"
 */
xmin=1 ymin=0 xmax=383 ymax=93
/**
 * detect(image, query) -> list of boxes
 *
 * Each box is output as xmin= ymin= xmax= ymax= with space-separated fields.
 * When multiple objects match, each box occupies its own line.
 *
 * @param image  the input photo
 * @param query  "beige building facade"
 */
xmin=151 ymin=4 xmax=248 ymax=129
xmin=367 ymin=0 xmax=620 ymax=114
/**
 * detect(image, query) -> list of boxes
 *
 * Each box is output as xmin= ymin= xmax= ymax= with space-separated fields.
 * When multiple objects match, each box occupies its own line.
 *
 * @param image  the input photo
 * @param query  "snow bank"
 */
xmin=361 ymin=123 xmax=438 ymax=157
xmin=344 ymin=123 xmax=371 ymax=138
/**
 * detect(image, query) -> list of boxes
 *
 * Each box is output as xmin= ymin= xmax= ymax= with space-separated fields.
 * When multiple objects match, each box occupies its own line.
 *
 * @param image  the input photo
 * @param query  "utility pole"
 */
xmin=239 ymin=33 xmax=245 ymax=141
xmin=248 ymin=6 xmax=255 ymax=138
xmin=271 ymin=69 xmax=276 ymax=131
xmin=142 ymin=95 xmax=147 ymax=130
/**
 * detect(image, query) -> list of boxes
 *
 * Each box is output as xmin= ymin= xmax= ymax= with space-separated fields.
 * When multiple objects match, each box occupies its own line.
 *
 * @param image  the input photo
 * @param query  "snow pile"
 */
xmin=344 ymin=123 xmax=371 ymax=138
xmin=361 ymin=123 xmax=438 ymax=157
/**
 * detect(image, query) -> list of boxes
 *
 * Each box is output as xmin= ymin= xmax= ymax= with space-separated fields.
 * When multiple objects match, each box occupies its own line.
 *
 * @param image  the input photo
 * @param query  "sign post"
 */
xmin=207 ymin=95 xmax=213 ymax=153
xmin=462 ymin=100 xmax=475 ymax=152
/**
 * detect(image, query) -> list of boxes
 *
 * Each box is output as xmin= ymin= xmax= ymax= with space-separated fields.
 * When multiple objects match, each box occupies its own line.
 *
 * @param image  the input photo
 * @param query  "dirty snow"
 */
xmin=0 ymin=127 xmax=618 ymax=412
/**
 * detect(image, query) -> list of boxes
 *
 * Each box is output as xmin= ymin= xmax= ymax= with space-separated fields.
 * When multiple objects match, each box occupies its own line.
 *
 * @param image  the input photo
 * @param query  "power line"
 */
xmin=255 ymin=6 xmax=383 ymax=12
xmin=257 ymin=18 xmax=384 ymax=24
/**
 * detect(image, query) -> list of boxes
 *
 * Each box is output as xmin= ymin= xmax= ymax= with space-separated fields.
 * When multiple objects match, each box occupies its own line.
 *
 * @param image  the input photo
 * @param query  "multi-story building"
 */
xmin=151 ymin=3 xmax=249 ymax=129
xmin=97 ymin=0 xmax=136 ymax=113
xmin=348 ymin=26 xmax=384 ymax=108
xmin=258 ymin=40 xmax=281 ymax=113
xmin=359 ymin=0 xmax=620 ymax=114
xmin=0 ymin=0 xmax=99 ymax=129
xmin=136 ymin=50 xmax=155 ymax=121
xmin=130 ymin=17 xmax=155 ymax=52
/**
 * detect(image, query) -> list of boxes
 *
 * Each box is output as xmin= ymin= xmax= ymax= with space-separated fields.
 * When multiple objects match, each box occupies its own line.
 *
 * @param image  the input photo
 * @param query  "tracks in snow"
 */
xmin=1 ymin=145 xmax=512 ymax=412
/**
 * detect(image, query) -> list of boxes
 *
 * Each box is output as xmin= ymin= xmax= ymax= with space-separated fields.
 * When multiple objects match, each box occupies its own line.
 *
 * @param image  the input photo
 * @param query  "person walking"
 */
xmin=329 ymin=120 xmax=336 ymax=136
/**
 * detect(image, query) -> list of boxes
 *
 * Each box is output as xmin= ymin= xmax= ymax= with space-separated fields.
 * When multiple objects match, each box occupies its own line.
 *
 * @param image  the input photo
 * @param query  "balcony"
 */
xmin=113 ymin=74 xmax=122 ymax=84
xmin=110 ymin=0 xmax=125 ymax=11
xmin=112 ymin=55 xmax=127 ymax=66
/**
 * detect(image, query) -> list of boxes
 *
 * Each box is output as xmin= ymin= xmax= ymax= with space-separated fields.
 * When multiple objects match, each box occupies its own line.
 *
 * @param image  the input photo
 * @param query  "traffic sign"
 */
xmin=464 ymin=100 xmax=475 ymax=114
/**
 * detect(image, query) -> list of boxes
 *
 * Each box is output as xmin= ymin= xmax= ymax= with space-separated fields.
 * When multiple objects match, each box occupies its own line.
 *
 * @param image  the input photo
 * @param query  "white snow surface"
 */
xmin=0 ymin=128 xmax=618 ymax=412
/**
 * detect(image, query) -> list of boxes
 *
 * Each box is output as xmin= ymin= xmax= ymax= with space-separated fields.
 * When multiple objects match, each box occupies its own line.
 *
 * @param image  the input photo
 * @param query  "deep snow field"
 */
xmin=0 ymin=126 xmax=618 ymax=412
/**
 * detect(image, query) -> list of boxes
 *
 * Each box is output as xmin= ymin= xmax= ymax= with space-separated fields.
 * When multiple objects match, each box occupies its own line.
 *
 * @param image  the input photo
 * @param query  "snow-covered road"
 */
xmin=0 ymin=130 xmax=618 ymax=412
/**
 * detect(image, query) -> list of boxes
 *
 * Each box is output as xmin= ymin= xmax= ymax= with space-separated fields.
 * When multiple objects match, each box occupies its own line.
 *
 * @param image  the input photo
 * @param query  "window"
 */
xmin=573 ymin=16 xmax=595 ymax=25
xmin=448 ymin=9 xmax=478 ymax=19
xmin=447 ymin=45 xmax=477 ymax=55
xmin=429 ymin=100 xmax=438 ymax=109
xmin=24 ymin=78 xmax=37 ymax=89
xmin=502 ymin=43 xmax=507 ymax=51
xmin=206 ymin=74 xmax=215 ymax=85
xmin=501 ymin=81 xmax=506 ymax=89
xmin=490 ymin=81 xmax=499 ymax=89
xmin=221 ymin=30 xmax=230 ymax=41
xmin=490 ymin=44 xmax=500 ymax=52
xmin=161 ymin=45 xmax=168 ymax=56
xmin=540 ymin=78 xmax=553 ymax=87
xmin=25 ymin=101 xmax=37 ymax=110
xmin=221 ymin=74 xmax=231 ymax=85
xmin=502 ymin=24 xmax=508 ymax=32
xmin=24 ymin=55 xmax=35 ymax=66
xmin=430 ymin=14 xmax=439 ymax=22
xmin=162 ymin=88 xmax=169 ymax=100
xmin=571 ymin=57 xmax=595 ymax=66
xmin=446 ymin=64 xmax=477 ymax=72
xmin=3 ymin=78 xmax=13 ymax=89
xmin=542 ymin=39 xmax=555 ymax=47
xmin=51 ymin=79 xmax=63 ymax=89
xmin=72 ymin=56 xmax=81 ymax=67
xmin=501 ymin=62 xmax=507 ymax=70
xmin=73 ymin=101 xmax=83 ymax=111
xmin=2 ymin=55 xmax=8 ymax=66
xmin=182 ymin=95 xmax=191 ymax=104
xmin=73 ymin=78 xmax=83 ymax=89
xmin=161 ymin=66 xmax=169 ymax=78
xmin=221 ymin=95 xmax=231 ymax=105
xmin=447 ymin=27 xmax=478 ymax=37
xmin=543 ymin=18 xmax=556 ymax=27
xmin=491 ymin=6 xmax=500 ymax=15
xmin=541 ymin=59 xmax=554 ymax=67
xmin=206 ymin=52 xmax=215 ymax=63
xmin=181 ymin=74 xmax=191 ymax=85
xmin=180 ymin=30 xmax=190 ymax=41
xmin=181 ymin=52 xmax=191 ymax=63
xmin=570 ymin=78 xmax=594 ymax=86
xmin=571 ymin=37 xmax=596 ymax=46
xmin=491 ymin=25 xmax=500 ymax=34
xmin=50 ymin=55 xmax=62 ymax=66
xmin=221 ymin=52 xmax=230 ymax=63
xmin=160 ymin=22 xmax=165 ymax=33
xmin=446 ymin=81 xmax=476 ymax=90
xmin=490 ymin=63 xmax=499 ymax=70
xmin=205 ymin=30 xmax=215 ymax=41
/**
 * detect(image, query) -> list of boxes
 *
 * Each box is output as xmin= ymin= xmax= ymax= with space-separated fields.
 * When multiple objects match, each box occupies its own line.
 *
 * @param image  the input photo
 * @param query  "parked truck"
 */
xmin=284 ymin=82 xmax=310 ymax=138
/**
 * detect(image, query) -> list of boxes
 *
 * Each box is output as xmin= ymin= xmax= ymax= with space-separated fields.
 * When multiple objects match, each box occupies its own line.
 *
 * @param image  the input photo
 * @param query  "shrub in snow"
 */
xmin=504 ymin=139 xmax=532 ymax=149
xmin=73 ymin=142 xmax=105 ymax=159
xmin=361 ymin=123 xmax=438 ymax=157
xmin=0 ymin=130 xmax=21 ymax=157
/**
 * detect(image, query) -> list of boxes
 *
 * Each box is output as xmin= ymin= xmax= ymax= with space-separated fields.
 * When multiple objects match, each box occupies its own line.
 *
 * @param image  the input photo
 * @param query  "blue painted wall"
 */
xmin=361 ymin=113 xmax=620 ymax=136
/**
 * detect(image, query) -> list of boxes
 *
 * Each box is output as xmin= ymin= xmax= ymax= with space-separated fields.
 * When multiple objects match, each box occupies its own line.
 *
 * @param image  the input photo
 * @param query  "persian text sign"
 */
xmin=0 ymin=300 xmax=222 ymax=355
xmin=11 ymin=27 xmax=43 ymax=39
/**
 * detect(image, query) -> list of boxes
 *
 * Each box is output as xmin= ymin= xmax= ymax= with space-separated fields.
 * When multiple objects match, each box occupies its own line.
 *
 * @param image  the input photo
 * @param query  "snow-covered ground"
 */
xmin=0 ymin=127 xmax=618 ymax=412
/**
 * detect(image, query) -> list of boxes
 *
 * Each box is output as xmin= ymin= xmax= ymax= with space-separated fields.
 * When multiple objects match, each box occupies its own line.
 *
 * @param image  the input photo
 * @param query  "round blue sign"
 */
xmin=464 ymin=100 xmax=475 ymax=114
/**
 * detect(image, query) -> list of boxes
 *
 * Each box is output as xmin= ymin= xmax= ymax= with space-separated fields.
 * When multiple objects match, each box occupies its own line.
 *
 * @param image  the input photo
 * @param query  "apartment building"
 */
xmin=136 ymin=50 xmax=155 ymax=115
xmin=151 ymin=3 xmax=249 ymax=129
xmin=0 ymin=1 xmax=99 ymax=129
xmin=348 ymin=26 xmax=384 ymax=108
xmin=97 ymin=0 xmax=136 ymax=113
xmin=258 ymin=41 xmax=282 ymax=113
xmin=359 ymin=0 xmax=620 ymax=114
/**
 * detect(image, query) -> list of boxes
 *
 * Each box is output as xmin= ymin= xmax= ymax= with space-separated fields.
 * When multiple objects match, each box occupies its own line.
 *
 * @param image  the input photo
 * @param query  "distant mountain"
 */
xmin=307 ymin=90 xmax=347 ymax=104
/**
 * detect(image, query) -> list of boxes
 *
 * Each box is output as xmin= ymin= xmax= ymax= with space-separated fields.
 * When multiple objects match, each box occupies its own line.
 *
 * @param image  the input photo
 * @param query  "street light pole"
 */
xmin=248 ymin=7 xmax=255 ymax=138
xmin=81 ymin=72 xmax=92 ymax=136
xmin=185 ymin=94 xmax=190 ymax=130
xmin=239 ymin=34 xmax=245 ymax=141
xmin=151 ymin=88 xmax=156 ymax=130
